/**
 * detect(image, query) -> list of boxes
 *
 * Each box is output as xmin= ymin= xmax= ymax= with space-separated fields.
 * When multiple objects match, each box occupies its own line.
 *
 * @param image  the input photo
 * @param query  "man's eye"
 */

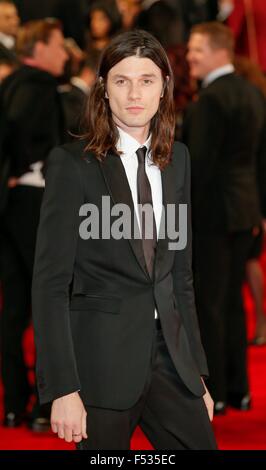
xmin=143 ymin=79 xmax=153 ymax=85
xmin=116 ymin=79 xmax=126 ymax=85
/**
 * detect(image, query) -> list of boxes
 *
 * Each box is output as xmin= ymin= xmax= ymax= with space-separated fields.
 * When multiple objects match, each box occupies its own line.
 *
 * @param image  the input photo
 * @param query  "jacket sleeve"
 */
xmin=32 ymin=146 xmax=84 ymax=404
xmin=172 ymin=144 xmax=209 ymax=378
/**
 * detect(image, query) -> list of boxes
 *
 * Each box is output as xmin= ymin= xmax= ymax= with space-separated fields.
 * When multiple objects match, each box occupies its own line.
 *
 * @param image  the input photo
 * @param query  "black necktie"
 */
xmin=136 ymin=146 xmax=157 ymax=279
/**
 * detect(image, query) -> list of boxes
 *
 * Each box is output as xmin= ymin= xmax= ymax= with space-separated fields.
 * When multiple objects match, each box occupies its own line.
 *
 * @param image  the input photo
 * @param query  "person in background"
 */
xmin=116 ymin=0 xmax=142 ymax=30
xmin=0 ymin=0 xmax=20 ymax=86
xmin=0 ymin=0 xmax=20 ymax=52
xmin=60 ymin=55 xmax=98 ymax=139
xmin=0 ymin=51 xmax=18 ymax=83
xmin=135 ymin=0 xmax=183 ymax=47
xmin=85 ymin=0 xmax=122 ymax=63
xmin=0 ymin=18 xmax=68 ymax=431
xmin=234 ymin=55 xmax=266 ymax=346
xmin=183 ymin=22 xmax=266 ymax=415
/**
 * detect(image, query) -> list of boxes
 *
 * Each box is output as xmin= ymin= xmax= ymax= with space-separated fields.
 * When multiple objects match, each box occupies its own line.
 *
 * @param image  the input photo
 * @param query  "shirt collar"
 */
xmin=70 ymin=76 xmax=90 ymax=95
xmin=0 ymin=32 xmax=15 ymax=49
xmin=116 ymin=126 xmax=152 ymax=161
xmin=202 ymin=64 xmax=235 ymax=88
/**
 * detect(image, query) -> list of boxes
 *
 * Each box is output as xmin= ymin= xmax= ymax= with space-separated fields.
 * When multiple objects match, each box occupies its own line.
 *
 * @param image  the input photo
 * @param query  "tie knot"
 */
xmin=136 ymin=146 xmax=147 ymax=164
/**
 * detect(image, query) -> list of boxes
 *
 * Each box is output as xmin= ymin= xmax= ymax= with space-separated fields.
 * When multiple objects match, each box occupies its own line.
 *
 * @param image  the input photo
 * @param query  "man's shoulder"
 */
xmin=49 ymin=139 xmax=97 ymax=169
xmin=171 ymin=141 xmax=188 ymax=169
xmin=1 ymin=66 xmax=57 ymax=101
xmin=204 ymin=73 xmax=254 ymax=96
xmin=172 ymin=141 xmax=188 ymax=159
xmin=49 ymin=139 xmax=88 ymax=164
xmin=60 ymin=139 xmax=88 ymax=157
xmin=204 ymin=73 xmax=265 ymax=109
xmin=172 ymin=141 xmax=187 ymax=153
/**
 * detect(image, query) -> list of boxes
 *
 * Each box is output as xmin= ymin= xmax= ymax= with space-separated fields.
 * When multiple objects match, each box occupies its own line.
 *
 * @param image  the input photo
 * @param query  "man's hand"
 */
xmin=51 ymin=391 xmax=88 ymax=443
xmin=201 ymin=378 xmax=214 ymax=422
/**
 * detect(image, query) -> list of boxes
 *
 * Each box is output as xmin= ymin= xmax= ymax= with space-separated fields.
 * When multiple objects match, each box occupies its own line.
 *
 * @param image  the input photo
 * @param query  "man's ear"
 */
xmin=161 ymin=75 xmax=169 ymax=98
xmin=99 ymin=76 xmax=108 ymax=99
xmin=33 ymin=40 xmax=44 ymax=58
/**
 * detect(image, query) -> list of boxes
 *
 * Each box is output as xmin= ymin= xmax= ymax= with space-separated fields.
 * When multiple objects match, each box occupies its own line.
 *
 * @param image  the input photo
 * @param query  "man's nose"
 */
xmin=128 ymin=82 xmax=141 ymax=100
xmin=63 ymin=49 xmax=69 ymax=62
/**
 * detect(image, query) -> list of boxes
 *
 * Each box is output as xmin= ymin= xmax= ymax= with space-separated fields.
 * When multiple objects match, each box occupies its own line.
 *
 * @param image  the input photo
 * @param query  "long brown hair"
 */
xmin=81 ymin=29 xmax=175 ymax=169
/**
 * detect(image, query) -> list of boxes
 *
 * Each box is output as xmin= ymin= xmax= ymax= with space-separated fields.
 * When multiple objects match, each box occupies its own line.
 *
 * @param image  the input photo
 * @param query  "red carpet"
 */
xmin=0 ymin=255 xmax=266 ymax=450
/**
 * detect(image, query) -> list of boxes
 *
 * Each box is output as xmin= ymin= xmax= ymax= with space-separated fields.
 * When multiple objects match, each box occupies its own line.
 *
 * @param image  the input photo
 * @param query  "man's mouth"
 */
xmin=126 ymin=106 xmax=144 ymax=114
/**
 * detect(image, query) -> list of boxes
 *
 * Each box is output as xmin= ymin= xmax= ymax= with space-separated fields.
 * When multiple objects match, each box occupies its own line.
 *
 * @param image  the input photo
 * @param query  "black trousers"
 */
xmin=193 ymin=230 xmax=254 ymax=402
xmin=76 ymin=321 xmax=217 ymax=450
xmin=0 ymin=186 xmax=43 ymax=413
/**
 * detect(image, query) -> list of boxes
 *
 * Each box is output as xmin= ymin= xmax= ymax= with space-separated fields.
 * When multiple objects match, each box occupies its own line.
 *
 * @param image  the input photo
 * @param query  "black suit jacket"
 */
xmin=182 ymin=73 xmax=266 ymax=233
xmin=32 ymin=140 xmax=208 ymax=408
xmin=0 ymin=65 xmax=64 ymax=178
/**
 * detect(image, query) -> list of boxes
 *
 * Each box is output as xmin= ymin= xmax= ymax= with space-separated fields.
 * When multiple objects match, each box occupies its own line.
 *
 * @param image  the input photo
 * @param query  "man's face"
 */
xmin=35 ymin=29 xmax=68 ymax=77
xmin=106 ymin=56 xmax=164 ymax=134
xmin=0 ymin=2 xmax=20 ymax=37
xmin=187 ymin=33 xmax=221 ymax=80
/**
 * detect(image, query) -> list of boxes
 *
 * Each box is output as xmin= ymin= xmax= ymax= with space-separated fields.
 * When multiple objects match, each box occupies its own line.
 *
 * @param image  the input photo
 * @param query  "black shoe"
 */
xmin=27 ymin=402 xmax=51 ymax=433
xmin=27 ymin=416 xmax=50 ymax=432
xmin=3 ymin=411 xmax=26 ymax=428
xmin=227 ymin=393 xmax=251 ymax=411
xmin=214 ymin=401 xmax=227 ymax=415
xmin=249 ymin=335 xmax=266 ymax=346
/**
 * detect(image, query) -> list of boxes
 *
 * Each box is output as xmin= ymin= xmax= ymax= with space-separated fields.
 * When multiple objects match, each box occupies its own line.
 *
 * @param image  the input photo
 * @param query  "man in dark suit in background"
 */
xmin=60 ymin=55 xmax=97 ymax=140
xmin=0 ymin=48 xmax=18 ymax=82
xmin=0 ymin=1 xmax=19 ymax=82
xmin=0 ymin=0 xmax=20 ymax=52
xmin=183 ymin=22 xmax=266 ymax=414
xmin=32 ymin=29 xmax=217 ymax=450
xmin=0 ymin=18 xmax=67 ymax=430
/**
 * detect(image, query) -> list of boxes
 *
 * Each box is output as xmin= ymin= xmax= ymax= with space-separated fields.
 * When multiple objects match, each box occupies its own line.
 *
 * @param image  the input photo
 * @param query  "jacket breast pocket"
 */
xmin=69 ymin=294 xmax=121 ymax=314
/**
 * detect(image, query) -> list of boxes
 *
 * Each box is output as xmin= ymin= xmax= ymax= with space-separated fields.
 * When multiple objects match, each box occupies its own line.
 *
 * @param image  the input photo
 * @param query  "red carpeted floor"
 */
xmin=0 ymin=257 xmax=266 ymax=450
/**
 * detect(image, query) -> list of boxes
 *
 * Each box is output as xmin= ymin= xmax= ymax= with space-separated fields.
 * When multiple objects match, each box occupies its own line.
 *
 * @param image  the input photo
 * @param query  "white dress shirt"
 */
xmin=116 ymin=126 xmax=162 ymax=319
xmin=0 ymin=32 xmax=15 ymax=50
xmin=202 ymin=64 xmax=235 ymax=88
xmin=71 ymin=76 xmax=90 ymax=95
xmin=16 ymin=161 xmax=45 ymax=187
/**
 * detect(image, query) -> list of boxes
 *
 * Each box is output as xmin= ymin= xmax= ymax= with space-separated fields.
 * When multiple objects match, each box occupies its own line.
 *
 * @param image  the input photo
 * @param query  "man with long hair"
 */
xmin=32 ymin=29 xmax=217 ymax=450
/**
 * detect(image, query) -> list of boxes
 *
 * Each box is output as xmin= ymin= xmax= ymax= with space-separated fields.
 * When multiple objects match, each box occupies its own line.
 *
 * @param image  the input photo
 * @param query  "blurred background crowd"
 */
xmin=0 ymin=0 xmax=265 ymax=442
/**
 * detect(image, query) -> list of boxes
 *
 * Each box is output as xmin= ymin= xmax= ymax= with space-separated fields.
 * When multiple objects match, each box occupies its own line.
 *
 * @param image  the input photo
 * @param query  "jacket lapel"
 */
xmin=99 ymin=151 xmax=150 ymax=279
